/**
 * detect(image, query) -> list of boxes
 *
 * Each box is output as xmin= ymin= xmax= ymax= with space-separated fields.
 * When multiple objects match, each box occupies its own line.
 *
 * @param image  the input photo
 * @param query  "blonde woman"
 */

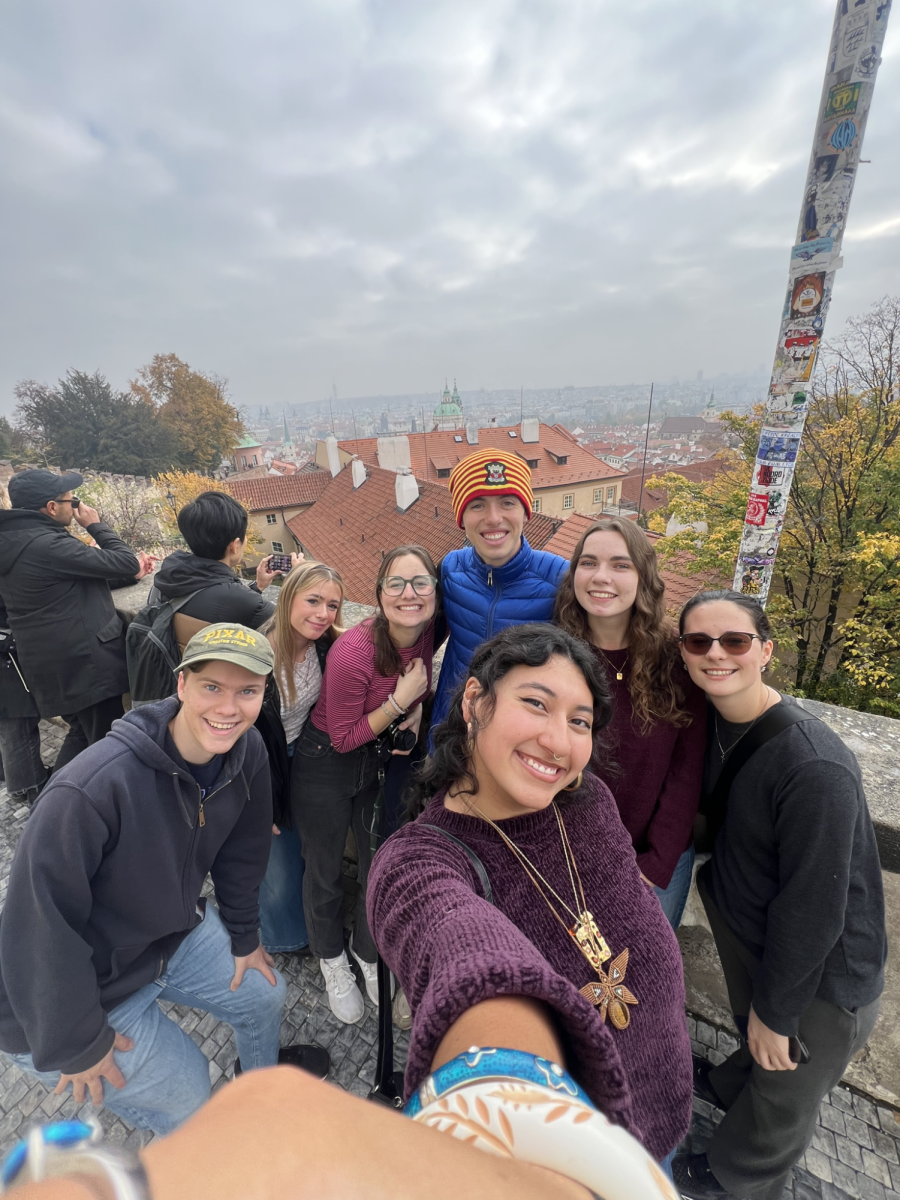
xmin=255 ymin=561 xmax=345 ymax=956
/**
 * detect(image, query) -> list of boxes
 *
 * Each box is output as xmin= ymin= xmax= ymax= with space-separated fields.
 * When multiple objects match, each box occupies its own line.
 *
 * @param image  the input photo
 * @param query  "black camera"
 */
xmin=375 ymin=717 xmax=417 ymax=762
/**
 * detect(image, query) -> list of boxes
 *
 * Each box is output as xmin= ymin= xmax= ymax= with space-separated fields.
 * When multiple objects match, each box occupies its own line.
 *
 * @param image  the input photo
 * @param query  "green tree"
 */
xmin=133 ymin=354 xmax=244 ymax=475
xmin=649 ymin=295 xmax=900 ymax=714
xmin=13 ymin=370 xmax=179 ymax=475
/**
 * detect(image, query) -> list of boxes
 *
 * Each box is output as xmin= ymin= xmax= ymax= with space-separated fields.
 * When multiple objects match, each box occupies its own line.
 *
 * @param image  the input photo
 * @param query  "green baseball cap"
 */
xmin=179 ymin=623 xmax=274 ymax=677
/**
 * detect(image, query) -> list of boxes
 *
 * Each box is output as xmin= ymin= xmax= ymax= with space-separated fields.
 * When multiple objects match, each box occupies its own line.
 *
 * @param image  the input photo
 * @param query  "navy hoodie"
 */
xmin=0 ymin=698 xmax=272 ymax=1075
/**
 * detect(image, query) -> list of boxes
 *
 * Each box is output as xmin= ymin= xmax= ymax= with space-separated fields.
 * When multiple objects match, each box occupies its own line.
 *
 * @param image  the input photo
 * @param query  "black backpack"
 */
xmin=125 ymin=589 xmax=207 ymax=708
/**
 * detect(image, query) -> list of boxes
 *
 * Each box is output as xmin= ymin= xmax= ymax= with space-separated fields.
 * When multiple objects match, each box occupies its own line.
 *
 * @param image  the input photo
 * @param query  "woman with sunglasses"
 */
xmin=292 ymin=545 xmax=441 ymax=1025
xmin=673 ymin=590 xmax=886 ymax=1200
xmin=554 ymin=518 xmax=706 ymax=928
xmin=368 ymin=624 xmax=692 ymax=1183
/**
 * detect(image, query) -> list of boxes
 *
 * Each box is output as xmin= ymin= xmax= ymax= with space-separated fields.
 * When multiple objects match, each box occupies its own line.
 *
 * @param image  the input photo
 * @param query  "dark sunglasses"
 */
xmin=54 ymin=495 xmax=80 ymax=508
xmin=680 ymin=632 xmax=763 ymax=656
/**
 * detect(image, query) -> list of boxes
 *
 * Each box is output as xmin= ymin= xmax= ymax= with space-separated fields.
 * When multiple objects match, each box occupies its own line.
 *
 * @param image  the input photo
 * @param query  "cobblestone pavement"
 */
xmin=0 ymin=721 xmax=895 ymax=1200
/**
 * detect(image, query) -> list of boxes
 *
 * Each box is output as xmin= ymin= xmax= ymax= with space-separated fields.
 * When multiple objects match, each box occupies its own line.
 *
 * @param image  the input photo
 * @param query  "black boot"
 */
xmin=234 ymin=1045 xmax=330 ymax=1079
xmin=672 ymin=1152 xmax=729 ymax=1199
xmin=692 ymin=1053 xmax=724 ymax=1108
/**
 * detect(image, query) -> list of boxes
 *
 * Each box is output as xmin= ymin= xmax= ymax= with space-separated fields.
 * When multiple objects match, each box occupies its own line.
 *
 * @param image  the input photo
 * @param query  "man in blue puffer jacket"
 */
xmin=430 ymin=447 xmax=568 ymax=737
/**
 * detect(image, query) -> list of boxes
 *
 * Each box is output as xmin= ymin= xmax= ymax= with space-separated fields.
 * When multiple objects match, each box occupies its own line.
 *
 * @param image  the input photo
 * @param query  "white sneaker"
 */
xmin=319 ymin=952 xmax=364 ymax=1024
xmin=393 ymin=986 xmax=412 ymax=1030
xmin=349 ymin=940 xmax=392 ymax=1007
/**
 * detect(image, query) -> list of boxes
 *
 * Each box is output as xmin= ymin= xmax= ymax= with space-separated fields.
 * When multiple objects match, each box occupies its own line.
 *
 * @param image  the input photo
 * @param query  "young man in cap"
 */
xmin=0 ymin=623 xmax=328 ymax=1136
xmin=430 ymin=448 xmax=568 ymax=734
xmin=0 ymin=468 xmax=155 ymax=770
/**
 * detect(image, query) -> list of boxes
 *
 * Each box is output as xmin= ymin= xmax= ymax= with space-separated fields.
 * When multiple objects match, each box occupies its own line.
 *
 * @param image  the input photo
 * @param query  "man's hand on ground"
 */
xmin=231 ymin=944 xmax=277 ymax=992
xmin=54 ymin=1032 xmax=134 ymax=1106
xmin=747 ymin=1005 xmax=796 ymax=1071
xmin=73 ymin=503 xmax=102 ymax=529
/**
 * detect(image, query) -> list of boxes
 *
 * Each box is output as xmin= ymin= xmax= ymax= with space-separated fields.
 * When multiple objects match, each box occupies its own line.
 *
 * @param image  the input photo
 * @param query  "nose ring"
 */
xmin=551 ymin=753 xmax=563 ymax=762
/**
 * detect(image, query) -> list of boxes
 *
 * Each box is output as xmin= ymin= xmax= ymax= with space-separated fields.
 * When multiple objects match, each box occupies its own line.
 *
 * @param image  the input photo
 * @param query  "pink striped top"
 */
xmin=310 ymin=618 xmax=435 ymax=752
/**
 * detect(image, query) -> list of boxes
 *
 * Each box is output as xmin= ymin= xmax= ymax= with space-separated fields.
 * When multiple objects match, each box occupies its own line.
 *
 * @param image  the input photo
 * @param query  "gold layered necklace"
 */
xmin=466 ymin=798 xmax=638 ymax=1029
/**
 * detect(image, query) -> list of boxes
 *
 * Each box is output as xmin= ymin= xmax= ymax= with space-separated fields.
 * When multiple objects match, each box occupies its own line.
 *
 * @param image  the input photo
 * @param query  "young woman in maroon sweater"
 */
xmin=292 ymin=544 xmax=439 ymax=1026
xmin=554 ymin=518 xmax=706 ymax=928
xmin=368 ymin=624 xmax=692 ymax=1171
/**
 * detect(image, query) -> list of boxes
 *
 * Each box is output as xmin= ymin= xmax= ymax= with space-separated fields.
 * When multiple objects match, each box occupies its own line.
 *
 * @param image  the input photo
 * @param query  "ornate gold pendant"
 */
xmin=571 ymin=912 xmax=610 ymax=973
xmin=578 ymin=948 xmax=638 ymax=1029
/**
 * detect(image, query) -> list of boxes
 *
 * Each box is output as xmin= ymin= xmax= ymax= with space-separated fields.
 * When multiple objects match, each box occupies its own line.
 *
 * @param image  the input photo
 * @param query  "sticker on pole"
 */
xmin=758 ymin=431 xmax=802 ymax=463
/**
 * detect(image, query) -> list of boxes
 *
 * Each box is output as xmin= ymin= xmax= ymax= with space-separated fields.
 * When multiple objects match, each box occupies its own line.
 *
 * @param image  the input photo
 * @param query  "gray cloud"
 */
xmin=1 ymin=0 xmax=898 ymax=412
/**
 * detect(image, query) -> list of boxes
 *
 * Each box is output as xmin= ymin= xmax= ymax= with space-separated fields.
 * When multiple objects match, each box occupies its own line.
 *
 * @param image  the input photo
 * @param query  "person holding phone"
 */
xmin=292 ymin=545 xmax=440 ymax=1025
xmin=673 ymin=590 xmax=887 ymax=1200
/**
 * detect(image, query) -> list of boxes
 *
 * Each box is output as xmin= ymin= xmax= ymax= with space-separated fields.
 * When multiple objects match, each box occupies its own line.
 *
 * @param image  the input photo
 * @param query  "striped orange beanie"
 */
xmin=448 ymin=448 xmax=534 ymax=527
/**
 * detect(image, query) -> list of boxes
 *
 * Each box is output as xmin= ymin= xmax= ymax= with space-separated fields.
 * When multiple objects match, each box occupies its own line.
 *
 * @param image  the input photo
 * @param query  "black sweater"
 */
xmin=701 ymin=696 xmax=887 ymax=1036
xmin=0 ymin=698 xmax=272 ymax=1074
xmin=153 ymin=551 xmax=274 ymax=628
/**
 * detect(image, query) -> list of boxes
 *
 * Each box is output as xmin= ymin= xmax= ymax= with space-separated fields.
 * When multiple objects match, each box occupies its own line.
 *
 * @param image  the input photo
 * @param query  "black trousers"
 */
xmin=698 ymin=875 xmax=880 ymax=1200
xmin=54 ymin=694 xmax=125 ymax=772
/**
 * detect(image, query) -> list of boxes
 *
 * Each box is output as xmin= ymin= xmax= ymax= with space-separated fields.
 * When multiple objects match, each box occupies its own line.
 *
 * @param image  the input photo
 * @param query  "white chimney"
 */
xmin=521 ymin=418 xmax=540 ymax=443
xmin=376 ymin=435 xmax=412 ymax=472
xmin=465 ymin=423 xmax=479 ymax=445
xmin=325 ymin=435 xmax=341 ymax=478
xmin=395 ymin=470 xmax=419 ymax=512
xmin=351 ymin=459 xmax=367 ymax=489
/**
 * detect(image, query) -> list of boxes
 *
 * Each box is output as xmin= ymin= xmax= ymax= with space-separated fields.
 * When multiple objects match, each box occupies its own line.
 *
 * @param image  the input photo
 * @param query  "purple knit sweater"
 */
xmin=367 ymin=773 xmax=692 ymax=1160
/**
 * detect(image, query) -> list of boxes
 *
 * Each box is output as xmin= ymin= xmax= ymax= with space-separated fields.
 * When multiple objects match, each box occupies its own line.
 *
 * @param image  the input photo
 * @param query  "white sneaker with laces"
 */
xmin=393 ymin=986 xmax=412 ymax=1030
xmin=349 ymin=940 xmax=392 ymax=1006
xmin=319 ymin=952 xmax=364 ymax=1024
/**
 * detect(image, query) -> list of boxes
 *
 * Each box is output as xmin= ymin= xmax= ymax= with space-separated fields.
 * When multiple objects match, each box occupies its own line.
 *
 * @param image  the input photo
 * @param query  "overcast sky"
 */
xmin=1 ymin=0 xmax=898 ymax=414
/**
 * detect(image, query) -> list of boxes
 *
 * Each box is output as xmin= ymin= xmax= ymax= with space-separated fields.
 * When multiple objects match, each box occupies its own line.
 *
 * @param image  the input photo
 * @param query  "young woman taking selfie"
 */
xmin=673 ymin=590 xmax=886 ymax=1200
xmin=554 ymin=519 xmax=705 ymax=928
xmin=368 ymin=624 xmax=692 ymax=1177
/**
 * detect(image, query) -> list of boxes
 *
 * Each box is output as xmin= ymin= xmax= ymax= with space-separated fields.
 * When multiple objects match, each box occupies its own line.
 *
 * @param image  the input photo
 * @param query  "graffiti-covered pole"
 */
xmin=733 ymin=0 xmax=892 ymax=603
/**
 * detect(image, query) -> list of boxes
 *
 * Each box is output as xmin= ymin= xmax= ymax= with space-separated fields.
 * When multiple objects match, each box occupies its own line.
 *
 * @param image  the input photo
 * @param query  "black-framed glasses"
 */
xmin=381 ymin=574 xmax=437 ymax=597
xmin=680 ymin=632 xmax=763 ymax=656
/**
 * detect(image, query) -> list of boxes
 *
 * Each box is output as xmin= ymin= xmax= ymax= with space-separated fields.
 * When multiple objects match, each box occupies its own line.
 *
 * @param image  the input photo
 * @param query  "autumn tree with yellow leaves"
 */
xmin=649 ymin=296 xmax=900 ymax=715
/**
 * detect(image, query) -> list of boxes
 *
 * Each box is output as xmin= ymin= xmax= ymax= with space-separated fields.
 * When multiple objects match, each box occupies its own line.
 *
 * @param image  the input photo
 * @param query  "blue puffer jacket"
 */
xmin=430 ymin=538 xmax=568 ymax=736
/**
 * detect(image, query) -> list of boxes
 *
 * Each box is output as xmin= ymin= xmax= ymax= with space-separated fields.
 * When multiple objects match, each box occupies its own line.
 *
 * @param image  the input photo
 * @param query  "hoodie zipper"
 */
xmin=197 ymin=777 xmax=232 ymax=827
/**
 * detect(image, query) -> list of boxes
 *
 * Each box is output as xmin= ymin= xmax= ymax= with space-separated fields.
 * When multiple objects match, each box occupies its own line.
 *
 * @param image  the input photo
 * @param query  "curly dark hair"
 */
xmin=409 ymin=623 xmax=613 ymax=812
xmin=554 ymin=517 xmax=690 ymax=732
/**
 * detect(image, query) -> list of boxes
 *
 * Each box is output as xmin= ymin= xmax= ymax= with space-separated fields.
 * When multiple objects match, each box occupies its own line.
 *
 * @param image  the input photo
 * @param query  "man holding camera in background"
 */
xmin=0 ymin=469 xmax=154 ymax=772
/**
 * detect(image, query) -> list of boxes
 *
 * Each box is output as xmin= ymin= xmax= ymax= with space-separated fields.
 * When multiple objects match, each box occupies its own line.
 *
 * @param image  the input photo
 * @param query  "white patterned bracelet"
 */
xmin=405 ymin=1047 xmax=678 ymax=1200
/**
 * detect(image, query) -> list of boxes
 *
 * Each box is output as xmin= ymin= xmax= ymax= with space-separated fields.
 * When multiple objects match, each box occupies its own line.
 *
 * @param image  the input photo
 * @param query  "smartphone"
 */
xmin=789 ymin=1036 xmax=810 ymax=1065
xmin=267 ymin=554 xmax=293 ymax=574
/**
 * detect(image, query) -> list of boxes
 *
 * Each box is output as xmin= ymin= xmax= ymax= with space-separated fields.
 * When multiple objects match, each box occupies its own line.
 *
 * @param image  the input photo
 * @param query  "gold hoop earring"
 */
xmin=561 ymin=771 xmax=583 ymax=793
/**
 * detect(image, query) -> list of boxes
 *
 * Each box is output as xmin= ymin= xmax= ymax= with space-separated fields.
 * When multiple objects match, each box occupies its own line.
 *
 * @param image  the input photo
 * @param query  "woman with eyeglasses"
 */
xmin=292 ymin=545 xmax=441 ymax=1025
xmin=554 ymin=518 xmax=706 ymax=928
xmin=673 ymin=590 xmax=886 ymax=1200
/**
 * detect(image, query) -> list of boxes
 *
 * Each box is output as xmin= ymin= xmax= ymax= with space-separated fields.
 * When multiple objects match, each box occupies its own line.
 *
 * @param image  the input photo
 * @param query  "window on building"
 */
xmin=266 ymin=513 xmax=277 ymax=525
xmin=271 ymin=541 xmax=284 ymax=553
xmin=607 ymin=486 xmax=616 ymax=501
xmin=593 ymin=487 xmax=603 ymax=504
xmin=241 ymin=456 xmax=247 ymax=468
xmin=532 ymin=497 xmax=542 ymax=513
xmin=437 ymin=468 xmax=450 ymax=479
xmin=563 ymin=494 xmax=574 ymax=510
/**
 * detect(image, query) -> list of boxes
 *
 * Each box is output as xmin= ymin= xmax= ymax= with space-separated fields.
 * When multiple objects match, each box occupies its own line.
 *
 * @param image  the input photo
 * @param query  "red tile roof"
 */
xmin=542 ymin=513 xmax=721 ymax=612
xmin=225 ymin=471 xmax=331 ymax=512
xmin=620 ymin=458 xmax=727 ymax=510
xmin=338 ymin=423 xmax=625 ymax=491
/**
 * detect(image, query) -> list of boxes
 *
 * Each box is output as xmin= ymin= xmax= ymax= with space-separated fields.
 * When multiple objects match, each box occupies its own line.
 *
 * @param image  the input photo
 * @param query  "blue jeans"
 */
xmin=7 ymin=903 xmax=286 ymax=1136
xmin=259 ymin=822 xmax=309 ymax=953
xmin=654 ymin=845 xmax=695 ymax=930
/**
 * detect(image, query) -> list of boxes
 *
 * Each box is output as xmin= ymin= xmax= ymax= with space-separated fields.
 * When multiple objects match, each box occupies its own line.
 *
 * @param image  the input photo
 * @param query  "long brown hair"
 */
xmin=372 ymin=544 xmax=439 ymax=677
xmin=554 ymin=518 xmax=689 ymax=730
xmin=264 ymin=560 xmax=345 ymax=705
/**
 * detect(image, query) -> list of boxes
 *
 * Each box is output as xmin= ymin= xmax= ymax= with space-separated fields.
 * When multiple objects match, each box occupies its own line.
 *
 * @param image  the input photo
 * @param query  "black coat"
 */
xmin=255 ymin=636 xmax=330 ymax=827
xmin=153 ymin=551 xmax=274 ymax=628
xmin=0 ymin=511 xmax=139 ymax=717
xmin=0 ymin=598 xmax=39 ymax=720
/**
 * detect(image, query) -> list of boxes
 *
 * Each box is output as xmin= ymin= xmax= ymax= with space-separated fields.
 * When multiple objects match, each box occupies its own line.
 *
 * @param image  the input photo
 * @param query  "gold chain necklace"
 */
xmin=465 ymin=798 xmax=638 ymax=1028
xmin=595 ymin=646 xmax=628 ymax=682
xmin=714 ymin=687 xmax=773 ymax=763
